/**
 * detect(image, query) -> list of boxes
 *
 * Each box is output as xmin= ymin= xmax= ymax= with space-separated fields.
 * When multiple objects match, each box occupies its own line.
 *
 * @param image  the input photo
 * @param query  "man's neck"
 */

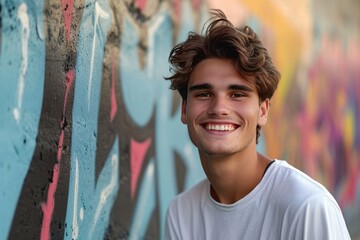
xmin=200 ymin=151 xmax=271 ymax=204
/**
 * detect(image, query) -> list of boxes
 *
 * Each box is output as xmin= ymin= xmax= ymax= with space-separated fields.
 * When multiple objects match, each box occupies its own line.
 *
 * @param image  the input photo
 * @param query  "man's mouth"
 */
xmin=203 ymin=123 xmax=238 ymax=132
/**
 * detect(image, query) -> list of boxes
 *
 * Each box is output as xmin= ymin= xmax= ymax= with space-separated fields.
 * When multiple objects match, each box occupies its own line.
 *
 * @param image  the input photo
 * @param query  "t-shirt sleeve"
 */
xmin=163 ymin=202 xmax=179 ymax=240
xmin=289 ymin=194 xmax=351 ymax=240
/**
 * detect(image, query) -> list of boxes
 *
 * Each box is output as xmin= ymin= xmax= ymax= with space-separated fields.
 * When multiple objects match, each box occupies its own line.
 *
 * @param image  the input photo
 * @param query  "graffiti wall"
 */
xmin=0 ymin=0 xmax=359 ymax=239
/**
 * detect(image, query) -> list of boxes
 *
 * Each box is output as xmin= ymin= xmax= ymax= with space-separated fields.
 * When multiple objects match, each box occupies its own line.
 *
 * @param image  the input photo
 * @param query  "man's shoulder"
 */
xmin=269 ymin=160 xmax=338 ymax=209
xmin=267 ymin=161 xmax=350 ymax=239
xmin=168 ymin=179 xmax=208 ymax=210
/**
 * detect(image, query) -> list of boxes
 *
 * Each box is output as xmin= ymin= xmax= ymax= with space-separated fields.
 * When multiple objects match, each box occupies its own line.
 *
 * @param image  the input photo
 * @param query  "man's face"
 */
xmin=181 ymin=58 xmax=269 ymax=158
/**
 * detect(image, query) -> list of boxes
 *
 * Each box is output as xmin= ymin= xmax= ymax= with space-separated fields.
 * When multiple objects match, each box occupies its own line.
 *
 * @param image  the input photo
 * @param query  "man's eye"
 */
xmin=196 ymin=92 xmax=212 ymax=98
xmin=231 ymin=92 xmax=245 ymax=98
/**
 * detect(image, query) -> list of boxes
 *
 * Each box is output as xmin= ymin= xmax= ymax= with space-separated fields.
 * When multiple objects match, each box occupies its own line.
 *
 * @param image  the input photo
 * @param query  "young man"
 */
xmin=164 ymin=9 xmax=350 ymax=240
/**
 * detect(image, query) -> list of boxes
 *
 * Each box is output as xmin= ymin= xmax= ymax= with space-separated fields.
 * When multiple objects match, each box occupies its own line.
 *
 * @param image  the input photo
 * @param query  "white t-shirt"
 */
xmin=164 ymin=160 xmax=350 ymax=240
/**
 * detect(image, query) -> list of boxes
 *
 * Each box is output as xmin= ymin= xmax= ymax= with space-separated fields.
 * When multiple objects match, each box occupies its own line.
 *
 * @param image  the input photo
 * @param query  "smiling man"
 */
xmin=164 ymin=9 xmax=350 ymax=240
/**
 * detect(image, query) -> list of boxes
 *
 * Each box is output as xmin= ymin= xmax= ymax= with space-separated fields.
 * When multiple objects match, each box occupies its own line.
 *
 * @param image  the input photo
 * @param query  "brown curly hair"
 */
xmin=165 ymin=9 xmax=281 ymax=143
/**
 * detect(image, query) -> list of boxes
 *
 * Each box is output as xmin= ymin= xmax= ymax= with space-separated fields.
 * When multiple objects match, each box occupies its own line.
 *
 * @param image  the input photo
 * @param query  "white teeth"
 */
xmin=206 ymin=124 xmax=235 ymax=131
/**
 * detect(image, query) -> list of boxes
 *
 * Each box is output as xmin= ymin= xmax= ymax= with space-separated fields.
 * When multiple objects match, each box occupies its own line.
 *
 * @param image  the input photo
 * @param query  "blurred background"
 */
xmin=0 ymin=0 xmax=359 ymax=239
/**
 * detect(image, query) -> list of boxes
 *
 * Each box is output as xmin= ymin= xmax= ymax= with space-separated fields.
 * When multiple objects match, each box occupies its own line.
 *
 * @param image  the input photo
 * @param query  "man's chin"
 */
xmin=198 ymin=147 xmax=234 ymax=157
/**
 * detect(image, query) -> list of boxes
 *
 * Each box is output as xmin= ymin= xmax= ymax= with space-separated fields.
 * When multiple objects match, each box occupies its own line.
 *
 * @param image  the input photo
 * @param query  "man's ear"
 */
xmin=181 ymin=99 xmax=187 ymax=124
xmin=258 ymin=99 xmax=270 ymax=127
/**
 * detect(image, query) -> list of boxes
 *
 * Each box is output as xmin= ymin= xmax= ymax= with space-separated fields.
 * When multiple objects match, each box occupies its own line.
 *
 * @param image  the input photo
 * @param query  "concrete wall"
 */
xmin=0 ymin=0 xmax=359 ymax=239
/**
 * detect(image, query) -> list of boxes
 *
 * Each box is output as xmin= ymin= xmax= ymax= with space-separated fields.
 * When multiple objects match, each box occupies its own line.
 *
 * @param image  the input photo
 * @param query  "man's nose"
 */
xmin=207 ymin=95 xmax=231 ymax=116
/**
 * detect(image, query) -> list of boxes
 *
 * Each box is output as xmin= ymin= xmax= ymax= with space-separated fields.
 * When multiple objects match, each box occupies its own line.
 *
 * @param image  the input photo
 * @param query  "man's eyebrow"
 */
xmin=189 ymin=83 xmax=212 ymax=92
xmin=228 ymin=84 xmax=254 ymax=92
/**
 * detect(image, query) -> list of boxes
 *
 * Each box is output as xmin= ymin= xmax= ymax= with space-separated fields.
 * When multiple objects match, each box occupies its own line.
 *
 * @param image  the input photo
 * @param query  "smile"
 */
xmin=204 ymin=124 xmax=238 ymax=131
